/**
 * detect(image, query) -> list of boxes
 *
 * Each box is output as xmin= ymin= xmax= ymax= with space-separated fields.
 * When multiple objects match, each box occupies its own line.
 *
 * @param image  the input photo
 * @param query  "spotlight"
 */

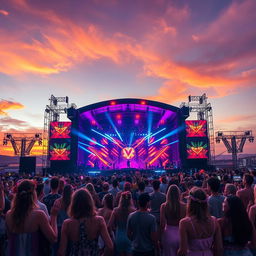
xmin=249 ymin=136 xmax=254 ymax=143
xmin=245 ymin=131 xmax=251 ymax=136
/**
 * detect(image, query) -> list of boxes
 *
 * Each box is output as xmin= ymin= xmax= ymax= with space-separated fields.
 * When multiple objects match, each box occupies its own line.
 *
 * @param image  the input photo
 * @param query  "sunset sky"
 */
xmin=0 ymin=0 xmax=255 ymax=156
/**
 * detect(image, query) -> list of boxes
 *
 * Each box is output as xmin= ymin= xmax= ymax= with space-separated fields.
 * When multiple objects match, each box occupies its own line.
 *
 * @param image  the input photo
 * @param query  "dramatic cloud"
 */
xmin=0 ymin=10 xmax=9 ymax=16
xmin=0 ymin=100 xmax=24 ymax=115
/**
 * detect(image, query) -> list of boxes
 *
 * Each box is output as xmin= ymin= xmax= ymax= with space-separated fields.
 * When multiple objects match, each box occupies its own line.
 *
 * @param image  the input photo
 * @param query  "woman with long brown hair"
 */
xmin=178 ymin=187 xmax=222 ymax=256
xmin=58 ymin=188 xmax=113 ymax=256
xmin=98 ymin=193 xmax=114 ymax=225
xmin=108 ymin=191 xmax=135 ymax=256
xmin=86 ymin=183 xmax=102 ymax=208
xmin=6 ymin=180 xmax=58 ymax=256
xmin=160 ymin=184 xmax=186 ymax=256
xmin=52 ymin=184 xmax=73 ymax=255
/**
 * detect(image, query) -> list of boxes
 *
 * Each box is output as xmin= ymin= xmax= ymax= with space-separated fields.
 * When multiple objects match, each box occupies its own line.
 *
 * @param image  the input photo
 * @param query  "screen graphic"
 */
xmin=186 ymin=120 xmax=207 ymax=137
xmin=187 ymin=141 xmax=208 ymax=159
xmin=77 ymin=103 xmax=181 ymax=169
xmin=50 ymin=122 xmax=71 ymax=139
xmin=49 ymin=142 xmax=71 ymax=160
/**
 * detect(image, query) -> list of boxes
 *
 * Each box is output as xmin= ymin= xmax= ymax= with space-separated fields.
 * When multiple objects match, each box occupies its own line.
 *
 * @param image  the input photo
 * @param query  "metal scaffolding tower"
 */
xmin=3 ymin=133 xmax=42 ymax=156
xmin=42 ymin=95 xmax=76 ymax=170
xmin=180 ymin=93 xmax=215 ymax=164
xmin=215 ymin=130 xmax=254 ymax=169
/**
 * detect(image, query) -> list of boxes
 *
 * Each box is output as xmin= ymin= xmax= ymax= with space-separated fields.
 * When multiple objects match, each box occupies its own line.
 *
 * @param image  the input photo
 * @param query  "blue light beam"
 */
xmin=105 ymin=112 xmax=123 ymax=142
xmin=78 ymin=145 xmax=96 ymax=156
xmin=164 ymin=140 xmax=179 ymax=147
xmin=129 ymin=132 xmax=134 ymax=147
xmin=149 ymin=126 xmax=184 ymax=146
xmin=148 ymin=127 xmax=166 ymax=139
xmin=72 ymin=129 xmax=105 ymax=148
xmin=91 ymin=129 xmax=116 ymax=143
xmin=147 ymin=112 xmax=153 ymax=143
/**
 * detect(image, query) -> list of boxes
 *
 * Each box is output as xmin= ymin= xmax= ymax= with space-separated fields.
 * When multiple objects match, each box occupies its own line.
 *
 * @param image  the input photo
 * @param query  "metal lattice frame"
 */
xmin=215 ymin=130 xmax=254 ymax=168
xmin=180 ymin=93 xmax=215 ymax=164
xmin=3 ymin=133 xmax=42 ymax=156
xmin=42 ymin=95 xmax=76 ymax=170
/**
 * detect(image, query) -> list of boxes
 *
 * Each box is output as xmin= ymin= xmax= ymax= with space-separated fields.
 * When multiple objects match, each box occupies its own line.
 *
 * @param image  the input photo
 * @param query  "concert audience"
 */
xmin=160 ymin=184 xmax=186 ymax=256
xmin=237 ymin=174 xmax=254 ymax=210
xmin=0 ymin=168 xmax=255 ymax=255
xmin=108 ymin=191 xmax=135 ymax=256
xmin=58 ymin=188 xmax=113 ymax=256
xmin=150 ymin=180 xmax=166 ymax=226
xmin=178 ymin=187 xmax=222 ymax=256
xmin=218 ymin=196 xmax=255 ymax=255
xmin=207 ymin=177 xmax=225 ymax=218
xmin=127 ymin=193 xmax=159 ymax=256
xmin=43 ymin=177 xmax=61 ymax=213
xmin=6 ymin=180 xmax=58 ymax=255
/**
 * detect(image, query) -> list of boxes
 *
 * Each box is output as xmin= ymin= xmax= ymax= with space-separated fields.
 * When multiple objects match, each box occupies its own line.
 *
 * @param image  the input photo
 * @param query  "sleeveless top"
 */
xmin=188 ymin=217 xmax=215 ymax=253
xmin=7 ymin=230 xmax=51 ymax=256
xmin=7 ymin=231 xmax=40 ymax=256
xmin=69 ymin=220 xmax=99 ymax=256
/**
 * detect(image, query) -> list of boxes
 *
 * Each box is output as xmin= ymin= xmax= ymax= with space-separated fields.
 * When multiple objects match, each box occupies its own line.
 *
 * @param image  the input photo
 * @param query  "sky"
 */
xmin=0 ymin=0 xmax=255 ymax=157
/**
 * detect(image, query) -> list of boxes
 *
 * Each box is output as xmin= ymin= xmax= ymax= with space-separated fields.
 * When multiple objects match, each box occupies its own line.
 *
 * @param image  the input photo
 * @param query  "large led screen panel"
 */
xmin=50 ymin=122 xmax=71 ymax=139
xmin=186 ymin=120 xmax=207 ymax=137
xmin=187 ymin=140 xmax=208 ymax=159
xmin=49 ymin=141 xmax=71 ymax=160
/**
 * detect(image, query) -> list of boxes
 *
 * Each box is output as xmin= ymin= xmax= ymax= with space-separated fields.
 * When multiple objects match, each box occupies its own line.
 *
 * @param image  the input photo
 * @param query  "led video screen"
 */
xmin=186 ymin=120 xmax=207 ymax=137
xmin=49 ymin=141 xmax=71 ymax=160
xmin=187 ymin=140 xmax=208 ymax=159
xmin=50 ymin=122 xmax=71 ymax=139
xmin=77 ymin=103 xmax=181 ymax=169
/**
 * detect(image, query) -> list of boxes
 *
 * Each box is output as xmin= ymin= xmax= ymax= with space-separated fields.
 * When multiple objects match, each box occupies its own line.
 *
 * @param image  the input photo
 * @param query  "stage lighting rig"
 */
xmin=215 ymin=130 xmax=254 ymax=168
xmin=2 ymin=133 xmax=42 ymax=156
xmin=181 ymin=93 xmax=215 ymax=163
xmin=43 ymin=95 xmax=76 ymax=169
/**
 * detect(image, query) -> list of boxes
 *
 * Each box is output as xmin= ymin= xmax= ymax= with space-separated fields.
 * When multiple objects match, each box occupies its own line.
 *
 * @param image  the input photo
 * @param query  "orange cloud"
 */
xmin=0 ymin=10 xmax=9 ymax=16
xmin=0 ymin=0 xmax=255 ymax=103
xmin=0 ymin=100 xmax=24 ymax=115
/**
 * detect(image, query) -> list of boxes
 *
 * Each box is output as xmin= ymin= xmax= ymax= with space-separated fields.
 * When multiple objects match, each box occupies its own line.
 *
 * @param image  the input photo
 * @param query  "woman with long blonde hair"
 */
xmin=160 ymin=184 xmax=186 ymax=256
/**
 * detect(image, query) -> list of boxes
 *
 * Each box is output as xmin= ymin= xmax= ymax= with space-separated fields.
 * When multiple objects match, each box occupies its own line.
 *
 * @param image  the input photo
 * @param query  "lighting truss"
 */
xmin=215 ymin=130 xmax=254 ymax=168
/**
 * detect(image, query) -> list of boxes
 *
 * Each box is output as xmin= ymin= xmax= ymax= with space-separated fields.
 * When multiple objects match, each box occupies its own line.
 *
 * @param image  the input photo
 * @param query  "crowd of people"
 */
xmin=0 ymin=168 xmax=256 ymax=256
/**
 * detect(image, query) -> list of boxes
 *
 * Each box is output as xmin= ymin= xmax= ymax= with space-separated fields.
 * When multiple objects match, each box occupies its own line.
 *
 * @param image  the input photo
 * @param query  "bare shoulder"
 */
xmin=179 ymin=216 xmax=190 ymax=225
xmin=217 ymin=217 xmax=224 ymax=226
xmin=33 ymin=209 xmax=46 ymax=217
xmin=180 ymin=202 xmax=187 ymax=208
xmin=161 ymin=202 xmax=166 ymax=209
xmin=250 ymin=204 xmax=256 ymax=212
xmin=95 ymin=215 xmax=105 ymax=224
